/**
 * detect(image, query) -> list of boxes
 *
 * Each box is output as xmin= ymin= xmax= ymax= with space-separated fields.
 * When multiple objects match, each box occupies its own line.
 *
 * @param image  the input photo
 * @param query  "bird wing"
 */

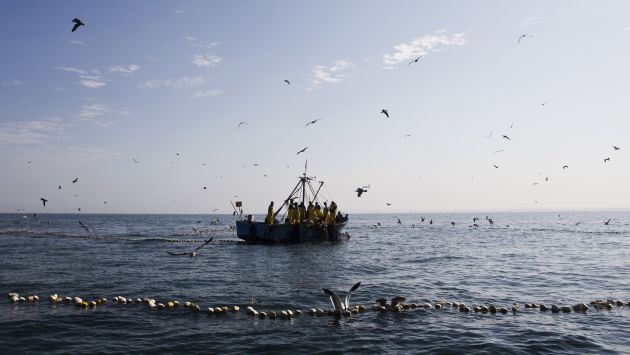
xmin=72 ymin=23 xmax=81 ymax=32
xmin=323 ymin=288 xmax=344 ymax=310
xmin=343 ymin=282 xmax=361 ymax=309
xmin=192 ymin=237 xmax=213 ymax=252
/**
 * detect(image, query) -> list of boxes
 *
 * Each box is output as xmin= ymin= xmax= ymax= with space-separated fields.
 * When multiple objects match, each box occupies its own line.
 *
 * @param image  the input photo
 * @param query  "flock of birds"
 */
xmin=17 ymin=22 xmax=626 ymax=217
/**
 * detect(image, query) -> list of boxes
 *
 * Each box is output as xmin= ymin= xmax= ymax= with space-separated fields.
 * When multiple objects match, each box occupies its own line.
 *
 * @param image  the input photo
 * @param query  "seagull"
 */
xmin=58 ymin=185 xmax=62 ymax=190
xmin=604 ymin=157 xmax=610 ymax=163
xmin=403 ymin=134 xmax=412 ymax=138
xmin=27 ymin=161 xmax=32 ymax=164
xmin=494 ymin=149 xmax=504 ymax=153
xmin=77 ymin=208 xmax=81 ymax=211
xmin=238 ymin=121 xmax=248 ymax=128
xmin=562 ymin=165 xmax=568 ymax=169
xmin=517 ymin=33 xmax=532 ymax=44
xmin=203 ymin=186 xmax=207 ymax=190
xmin=386 ymin=203 xmax=392 ymax=206
xmin=604 ymin=219 xmax=611 ymax=225
xmin=492 ymin=164 xmax=499 ymax=169
xmin=78 ymin=221 xmax=92 ymax=232
xmin=486 ymin=131 xmax=493 ymax=138
xmin=212 ymin=208 xmax=219 ymax=212
xmin=296 ymin=147 xmax=308 ymax=155
xmin=40 ymin=198 xmax=48 ymax=207
xmin=284 ymin=79 xmax=290 ymax=85
xmin=132 ymin=158 xmax=140 ymax=164
xmin=305 ymin=119 xmax=322 ymax=127
xmin=407 ymin=56 xmax=422 ymax=66
xmin=541 ymin=102 xmax=547 ymax=106
xmin=322 ymin=282 xmax=361 ymax=311
xmin=380 ymin=109 xmax=389 ymax=118
xmin=502 ymin=135 xmax=510 ymax=140
xmin=72 ymin=178 xmax=78 ymax=183
xmin=167 ymin=237 xmax=213 ymax=257
xmin=355 ymin=187 xmax=367 ymax=197
xmin=613 ymin=146 xmax=620 ymax=150
xmin=71 ymin=18 xmax=85 ymax=32
xmin=545 ymin=177 xmax=549 ymax=181
xmin=532 ymin=182 xmax=539 ymax=186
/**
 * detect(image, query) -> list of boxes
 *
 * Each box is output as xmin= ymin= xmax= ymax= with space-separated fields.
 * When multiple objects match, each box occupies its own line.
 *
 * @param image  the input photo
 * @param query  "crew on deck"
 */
xmin=266 ymin=201 xmax=274 ymax=225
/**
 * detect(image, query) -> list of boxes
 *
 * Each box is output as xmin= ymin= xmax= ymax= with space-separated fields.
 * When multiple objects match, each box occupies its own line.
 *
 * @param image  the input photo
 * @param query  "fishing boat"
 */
xmin=233 ymin=168 xmax=348 ymax=243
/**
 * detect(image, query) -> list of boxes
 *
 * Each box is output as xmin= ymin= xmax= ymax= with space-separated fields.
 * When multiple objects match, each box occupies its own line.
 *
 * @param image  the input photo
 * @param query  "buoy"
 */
xmin=463 ymin=306 xmax=470 ymax=312
xmin=259 ymin=312 xmax=267 ymax=319
xmin=489 ymin=305 xmax=497 ymax=313
xmin=232 ymin=306 xmax=240 ymax=312
xmin=539 ymin=304 xmax=549 ymax=311
xmin=221 ymin=306 xmax=228 ymax=312
xmin=452 ymin=302 xmax=460 ymax=308
xmin=157 ymin=303 xmax=165 ymax=309
xmin=281 ymin=310 xmax=288 ymax=318
xmin=474 ymin=306 xmax=481 ymax=312
xmin=551 ymin=305 xmax=560 ymax=313
xmin=295 ymin=309 xmax=302 ymax=315
xmin=343 ymin=310 xmax=352 ymax=317
xmin=113 ymin=296 xmax=119 ymax=302
xmin=358 ymin=305 xmax=366 ymax=312
xmin=25 ymin=295 xmax=34 ymax=302
xmin=167 ymin=301 xmax=175 ymax=308
xmin=64 ymin=296 xmax=72 ymax=303
xmin=423 ymin=303 xmax=433 ymax=309
xmin=214 ymin=307 xmax=223 ymax=313
xmin=89 ymin=301 xmax=97 ymax=308
xmin=286 ymin=310 xmax=293 ymax=317
xmin=480 ymin=306 xmax=489 ymax=313
xmin=74 ymin=297 xmax=83 ymax=306
xmin=309 ymin=309 xmax=317 ymax=315
xmin=81 ymin=301 xmax=89 ymax=308
xmin=499 ymin=307 xmax=508 ymax=314
xmin=403 ymin=304 xmax=410 ymax=310
xmin=351 ymin=308 xmax=359 ymax=314
xmin=207 ymin=307 xmax=214 ymax=314
xmin=525 ymin=303 xmax=532 ymax=308
xmin=192 ymin=304 xmax=200 ymax=312
xmin=136 ymin=298 xmax=142 ymax=304
xmin=10 ymin=295 xmax=19 ymax=303
xmin=512 ymin=306 xmax=519 ymax=313
xmin=49 ymin=294 xmax=58 ymax=302
xmin=269 ymin=311 xmax=277 ymax=319
xmin=185 ymin=301 xmax=191 ymax=308
xmin=316 ymin=309 xmax=325 ymax=316
xmin=560 ymin=306 xmax=571 ymax=313
xmin=615 ymin=300 xmax=624 ymax=307
xmin=435 ymin=304 xmax=443 ymax=309
xmin=377 ymin=306 xmax=387 ymax=312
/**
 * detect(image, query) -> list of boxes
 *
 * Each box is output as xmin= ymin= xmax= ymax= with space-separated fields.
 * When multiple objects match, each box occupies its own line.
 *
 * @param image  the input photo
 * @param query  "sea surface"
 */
xmin=1 ymin=212 xmax=629 ymax=354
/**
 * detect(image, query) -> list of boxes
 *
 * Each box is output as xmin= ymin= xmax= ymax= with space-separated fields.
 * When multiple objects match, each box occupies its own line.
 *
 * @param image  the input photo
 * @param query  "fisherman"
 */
xmin=287 ymin=201 xmax=295 ymax=224
xmin=322 ymin=202 xmax=329 ymax=223
xmin=298 ymin=202 xmax=306 ymax=224
xmin=314 ymin=202 xmax=322 ymax=220
xmin=306 ymin=201 xmax=315 ymax=223
xmin=336 ymin=211 xmax=344 ymax=223
xmin=266 ymin=201 xmax=274 ymax=225
xmin=327 ymin=201 xmax=337 ymax=225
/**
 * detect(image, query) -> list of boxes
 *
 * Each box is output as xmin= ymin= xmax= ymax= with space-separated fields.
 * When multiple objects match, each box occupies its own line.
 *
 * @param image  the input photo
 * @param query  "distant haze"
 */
xmin=1 ymin=1 xmax=629 ymax=214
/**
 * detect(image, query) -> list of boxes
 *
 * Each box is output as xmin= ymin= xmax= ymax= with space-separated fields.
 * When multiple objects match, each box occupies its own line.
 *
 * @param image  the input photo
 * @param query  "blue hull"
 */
xmin=236 ymin=221 xmax=348 ymax=243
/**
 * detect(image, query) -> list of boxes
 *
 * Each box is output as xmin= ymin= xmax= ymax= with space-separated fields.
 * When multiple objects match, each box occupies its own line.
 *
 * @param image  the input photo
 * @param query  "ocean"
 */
xmin=1 ymin=212 xmax=629 ymax=354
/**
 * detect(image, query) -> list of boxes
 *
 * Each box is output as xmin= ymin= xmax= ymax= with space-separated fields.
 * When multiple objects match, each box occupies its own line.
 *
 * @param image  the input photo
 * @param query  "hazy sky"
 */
xmin=1 ymin=0 xmax=630 ymax=214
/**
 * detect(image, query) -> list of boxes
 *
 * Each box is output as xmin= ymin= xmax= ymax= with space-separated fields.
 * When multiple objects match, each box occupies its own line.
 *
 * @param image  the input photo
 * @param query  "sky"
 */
xmin=1 ymin=0 xmax=630 ymax=214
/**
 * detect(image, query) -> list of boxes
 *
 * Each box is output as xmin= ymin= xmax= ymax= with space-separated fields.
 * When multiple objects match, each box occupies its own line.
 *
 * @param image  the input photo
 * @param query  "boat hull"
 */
xmin=236 ymin=221 xmax=348 ymax=243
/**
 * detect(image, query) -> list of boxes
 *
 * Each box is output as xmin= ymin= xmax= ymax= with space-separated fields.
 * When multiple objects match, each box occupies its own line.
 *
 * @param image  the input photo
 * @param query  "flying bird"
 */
xmin=322 ymin=282 xmax=361 ymax=311
xmin=386 ymin=202 xmax=392 ymax=206
xmin=541 ymin=102 xmax=547 ymax=106
xmin=380 ymin=109 xmax=389 ymax=118
xmin=71 ymin=18 xmax=85 ymax=32
xmin=203 ymin=186 xmax=207 ymax=190
xmin=486 ymin=131 xmax=493 ymax=138
xmin=403 ymin=134 xmax=412 ymax=138
xmin=132 ymin=158 xmax=140 ymax=164
xmin=212 ymin=208 xmax=219 ymax=212
xmin=284 ymin=79 xmax=290 ymax=85
xmin=355 ymin=187 xmax=367 ymax=197
xmin=532 ymin=182 xmax=539 ymax=186
xmin=604 ymin=219 xmax=611 ymax=225
xmin=492 ymin=164 xmax=499 ymax=169
xmin=407 ymin=56 xmax=422 ymax=66
xmin=305 ymin=119 xmax=322 ymax=127
xmin=40 ymin=198 xmax=48 ymax=207
xmin=238 ymin=121 xmax=248 ymax=128
xmin=604 ymin=157 xmax=610 ymax=163
xmin=78 ymin=221 xmax=92 ymax=232
xmin=494 ymin=149 xmax=504 ymax=153
xmin=296 ymin=147 xmax=308 ymax=155
xmin=613 ymin=146 xmax=620 ymax=150
xmin=517 ymin=33 xmax=532 ymax=44
xmin=58 ymin=185 xmax=62 ymax=190
xmin=72 ymin=178 xmax=78 ymax=183
xmin=502 ymin=135 xmax=510 ymax=140
xmin=562 ymin=165 xmax=568 ymax=169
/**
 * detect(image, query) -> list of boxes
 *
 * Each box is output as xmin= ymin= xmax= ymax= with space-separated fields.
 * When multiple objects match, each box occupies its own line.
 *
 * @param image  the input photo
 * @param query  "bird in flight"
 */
xmin=604 ymin=219 xmax=611 ymax=225
xmin=492 ymin=164 xmax=499 ymax=169
xmin=72 ymin=178 xmax=78 ymax=183
xmin=386 ymin=202 xmax=392 ymax=206
xmin=532 ymin=182 xmax=539 ymax=186
xmin=305 ymin=119 xmax=322 ymax=127
xmin=355 ymin=187 xmax=367 ymax=197
xmin=212 ymin=208 xmax=219 ymax=212
xmin=494 ymin=149 xmax=504 ymax=153
xmin=541 ymin=102 xmax=547 ymax=106
xmin=132 ymin=158 xmax=140 ymax=164
xmin=562 ymin=165 xmax=568 ymax=169
xmin=517 ymin=33 xmax=532 ymax=44
xmin=502 ymin=135 xmax=510 ymax=140
xmin=486 ymin=131 xmax=493 ymax=138
xmin=407 ymin=56 xmax=422 ymax=66
xmin=40 ymin=198 xmax=48 ymax=207
xmin=238 ymin=121 xmax=248 ymax=128
xmin=203 ymin=186 xmax=207 ymax=190
xmin=58 ymin=185 xmax=62 ymax=190
xmin=380 ymin=109 xmax=389 ymax=118
xmin=545 ymin=177 xmax=549 ymax=182
xmin=284 ymin=79 xmax=290 ymax=85
xmin=296 ymin=147 xmax=308 ymax=155
xmin=604 ymin=157 xmax=610 ymax=163
xmin=403 ymin=134 xmax=412 ymax=138
xmin=71 ymin=18 xmax=85 ymax=32
xmin=253 ymin=163 xmax=260 ymax=166
xmin=613 ymin=146 xmax=620 ymax=150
